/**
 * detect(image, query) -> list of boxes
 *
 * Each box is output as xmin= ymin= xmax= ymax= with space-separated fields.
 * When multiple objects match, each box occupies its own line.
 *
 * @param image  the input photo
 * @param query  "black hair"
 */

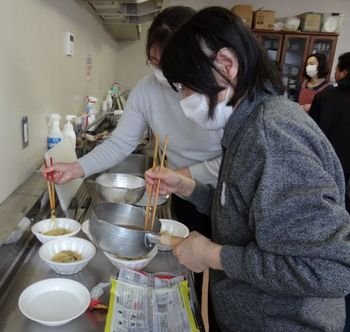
xmin=160 ymin=6 xmax=284 ymax=117
xmin=304 ymin=53 xmax=329 ymax=78
xmin=337 ymin=52 xmax=350 ymax=79
xmin=146 ymin=6 xmax=196 ymax=61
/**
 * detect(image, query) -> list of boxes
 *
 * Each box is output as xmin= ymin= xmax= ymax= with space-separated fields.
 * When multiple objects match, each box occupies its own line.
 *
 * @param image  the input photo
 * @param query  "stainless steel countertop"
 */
xmin=0 ymin=231 xmax=194 ymax=332
xmin=0 ymin=171 xmax=203 ymax=331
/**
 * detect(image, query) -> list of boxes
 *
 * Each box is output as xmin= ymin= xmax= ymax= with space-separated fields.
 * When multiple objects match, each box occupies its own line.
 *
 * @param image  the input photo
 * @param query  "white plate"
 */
xmin=18 ymin=278 xmax=90 ymax=326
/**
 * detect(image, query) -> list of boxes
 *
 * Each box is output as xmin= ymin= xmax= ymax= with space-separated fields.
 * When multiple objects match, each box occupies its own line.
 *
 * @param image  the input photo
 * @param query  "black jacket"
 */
xmin=309 ymin=77 xmax=350 ymax=183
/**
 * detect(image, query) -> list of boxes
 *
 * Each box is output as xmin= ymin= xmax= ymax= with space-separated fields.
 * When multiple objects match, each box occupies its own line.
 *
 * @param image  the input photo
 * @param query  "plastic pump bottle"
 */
xmin=106 ymin=90 xmax=113 ymax=111
xmin=47 ymin=113 xmax=63 ymax=149
xmin=63 ymin=115 xmax=77 ymax=149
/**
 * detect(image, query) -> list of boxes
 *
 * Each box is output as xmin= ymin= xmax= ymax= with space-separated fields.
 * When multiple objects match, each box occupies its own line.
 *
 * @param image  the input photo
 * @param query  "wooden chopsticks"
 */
xmin=44 ymin=157 xmax=56 ymax=222
xmin=144 ymin=135 xmax=168 ymax=231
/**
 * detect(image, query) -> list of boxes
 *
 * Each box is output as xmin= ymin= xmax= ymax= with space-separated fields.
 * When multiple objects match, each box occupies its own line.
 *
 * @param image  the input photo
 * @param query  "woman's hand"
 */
xmin=41 ymin=161 xmax=85 ymax=184
xmin=173 ymin=231 xmax=223 ymax=272
xmin=145 ymin=167 xmax=196 ymax=197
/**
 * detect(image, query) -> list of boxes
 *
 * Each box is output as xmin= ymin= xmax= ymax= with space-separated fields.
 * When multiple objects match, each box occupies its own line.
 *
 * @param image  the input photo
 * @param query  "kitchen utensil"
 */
xmin=45 ymin=139 xmax=83 ymax=211
xmin=39 ymin=237 xmax=96 ymax=275
xmin=44 ymin=157 xmax=56 ymax=225
xmin=144 ymin=134 xmax=160 ymax=230
xmin=144 ymin=134 xmax=169 ymax=231
xmin=31 ymin=218 xmax=81 ymax=243
xmin=89 ymin=202 xmax=161 ymax=258
xmin=103 ymin=245 xmax=158 ymax=271
xmin=18 ymin=278 xmax=90 ymax=326
xmin=96 ymin=173 xmax=145 ymax=204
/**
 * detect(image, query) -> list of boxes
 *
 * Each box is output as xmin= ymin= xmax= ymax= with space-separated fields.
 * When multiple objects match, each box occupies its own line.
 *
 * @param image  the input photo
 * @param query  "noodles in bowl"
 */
xmin=39 ymin=237 xmax=96 ymax=275
xmin=32 ymin=218 xmax=81 ymax=243
xmin=52 ymin=250 xmax=83 ymax=263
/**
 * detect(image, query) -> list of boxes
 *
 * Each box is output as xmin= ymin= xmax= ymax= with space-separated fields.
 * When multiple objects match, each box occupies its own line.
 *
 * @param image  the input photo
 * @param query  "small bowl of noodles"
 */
xmin=39 ymin=237 xmax=96 ymax=275
xmin=32 ymin=218 xmax=81 ymax=243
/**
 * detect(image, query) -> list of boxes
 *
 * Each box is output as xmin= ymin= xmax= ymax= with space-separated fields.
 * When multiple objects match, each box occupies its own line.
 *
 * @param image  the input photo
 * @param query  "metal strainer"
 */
xmin=96 ymin=173 xmax=145 ymax=204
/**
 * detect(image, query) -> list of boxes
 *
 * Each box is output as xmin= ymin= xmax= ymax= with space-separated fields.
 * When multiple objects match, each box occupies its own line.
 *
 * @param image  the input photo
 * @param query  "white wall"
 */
xmin=0 ymin=0 xmax=120 ymax=203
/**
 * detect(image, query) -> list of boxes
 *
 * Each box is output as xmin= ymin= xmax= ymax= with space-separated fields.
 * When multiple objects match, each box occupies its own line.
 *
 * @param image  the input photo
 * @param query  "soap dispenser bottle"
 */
xmin=106 ymin=90 xmax=113 ymax=111
xmin=63 ymin=115 xmax=77 ymax=148
xmin=47 ymin=113 xmax=63 ymax=149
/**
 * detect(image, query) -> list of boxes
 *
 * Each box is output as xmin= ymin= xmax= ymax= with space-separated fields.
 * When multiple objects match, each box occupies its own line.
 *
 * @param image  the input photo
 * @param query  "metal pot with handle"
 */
xmin=89 ymin=202 xmax=167 ymax=259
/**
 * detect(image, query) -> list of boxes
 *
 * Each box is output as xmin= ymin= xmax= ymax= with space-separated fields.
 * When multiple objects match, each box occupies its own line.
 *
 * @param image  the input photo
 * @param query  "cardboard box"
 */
xmin=231 ymin=5 xmax=253 ymax=28
xmin=298 ymin=12 xmax=322 ymax=32
xmin=253 ymin=10 xmax=275 ymax=30
xmin=321 ymin=13 xmax=344 ymax=33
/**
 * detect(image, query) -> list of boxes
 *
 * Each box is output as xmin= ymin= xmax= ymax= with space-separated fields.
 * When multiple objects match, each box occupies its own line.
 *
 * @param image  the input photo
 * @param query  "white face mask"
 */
xmin=152 ymin=67 xmax=170 ymax=86
xmin=306 ymin=64 xmax=318 ymax=78
xmin=180 ymin=87 xmax=232 ymax=130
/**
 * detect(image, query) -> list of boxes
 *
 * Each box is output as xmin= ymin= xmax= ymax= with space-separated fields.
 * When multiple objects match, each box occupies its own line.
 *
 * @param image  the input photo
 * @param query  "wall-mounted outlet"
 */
xmin=21 ymin=116 xmax=29 ymax=149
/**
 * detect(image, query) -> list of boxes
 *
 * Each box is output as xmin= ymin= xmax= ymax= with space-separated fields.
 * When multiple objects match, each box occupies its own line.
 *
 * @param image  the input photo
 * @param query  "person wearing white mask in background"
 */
xmin=42 ymin=5 xmax=223 ymax=306
xmin=297 ymin=53 xmax=332 ymax=112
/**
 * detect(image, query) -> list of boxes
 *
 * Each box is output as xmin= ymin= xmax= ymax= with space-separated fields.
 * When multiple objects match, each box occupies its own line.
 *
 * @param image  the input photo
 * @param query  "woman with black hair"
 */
xmin=146 ymin=7 xmax=350 ymax=331
xmin=297 ymin=53 xmax=332 ymax=112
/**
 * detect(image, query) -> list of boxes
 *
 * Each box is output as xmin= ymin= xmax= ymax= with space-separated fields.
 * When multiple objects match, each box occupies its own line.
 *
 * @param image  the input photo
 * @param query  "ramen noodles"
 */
xmin=52 ymin=250 xmax=82 ymax=263
xmin=43 ymin=228 xmax=71 ymax=236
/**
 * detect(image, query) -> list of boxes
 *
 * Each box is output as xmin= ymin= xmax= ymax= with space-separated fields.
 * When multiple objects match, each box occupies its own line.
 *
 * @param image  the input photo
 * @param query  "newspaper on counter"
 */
xmin=104 ymin=268 xmax=200 ymax=332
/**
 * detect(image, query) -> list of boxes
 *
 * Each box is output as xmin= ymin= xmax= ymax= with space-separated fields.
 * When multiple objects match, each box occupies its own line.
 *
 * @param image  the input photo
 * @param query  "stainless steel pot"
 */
xmin=89 ymin=202 xmax=161 ymax=258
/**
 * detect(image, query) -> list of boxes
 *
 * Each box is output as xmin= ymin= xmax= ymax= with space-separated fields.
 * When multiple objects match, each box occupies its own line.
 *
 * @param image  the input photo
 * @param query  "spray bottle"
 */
xmin=47 ymin=113 xmax=63 ymax=149
xmin=63 ymin=115 xmax=77 ymax=149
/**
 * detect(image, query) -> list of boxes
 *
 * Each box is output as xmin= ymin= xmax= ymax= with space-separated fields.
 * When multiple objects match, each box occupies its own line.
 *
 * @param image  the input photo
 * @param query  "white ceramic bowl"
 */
xmin=39 ymin=237 xmax=96 ymax=275
xmin=103 ymin=246 xmax=158 ymax=271
xmin=32 ymin=218 xmax=81 ymax=243
xmin=158 ymin=219 xmax=189 ymax=251
xmin=18 ymin=278 xmax=90 ymax=326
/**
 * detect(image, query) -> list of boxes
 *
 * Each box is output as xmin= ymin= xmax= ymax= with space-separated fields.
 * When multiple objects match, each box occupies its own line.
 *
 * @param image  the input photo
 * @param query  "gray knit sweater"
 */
xmin=189 ymin=93 xmax=350 ymax=331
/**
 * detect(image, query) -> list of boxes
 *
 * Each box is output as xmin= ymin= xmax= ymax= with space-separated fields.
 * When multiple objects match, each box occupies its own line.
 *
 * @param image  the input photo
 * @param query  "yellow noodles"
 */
xmin=52 ymin=250 xmax=82 ymax=263
xmin=43 ymin=228 xmax=71 ymax=236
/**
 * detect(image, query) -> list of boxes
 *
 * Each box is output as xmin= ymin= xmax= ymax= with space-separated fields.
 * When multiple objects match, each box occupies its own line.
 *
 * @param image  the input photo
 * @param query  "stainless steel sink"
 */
xmin=107 ymin=153 xmax=153 ymax=176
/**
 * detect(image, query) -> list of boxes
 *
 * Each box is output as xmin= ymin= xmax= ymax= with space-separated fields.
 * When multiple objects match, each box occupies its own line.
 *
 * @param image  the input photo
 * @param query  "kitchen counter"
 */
xmin=0 ymin=172 xmax=204 ymax=332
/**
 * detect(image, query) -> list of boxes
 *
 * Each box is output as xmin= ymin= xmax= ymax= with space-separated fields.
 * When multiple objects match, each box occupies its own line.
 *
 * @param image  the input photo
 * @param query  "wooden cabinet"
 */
xmin=254 ymin=30 xmax=338 ymax=99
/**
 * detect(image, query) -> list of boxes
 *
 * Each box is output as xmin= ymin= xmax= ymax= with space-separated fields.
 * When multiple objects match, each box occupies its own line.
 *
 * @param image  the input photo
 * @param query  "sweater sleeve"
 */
xmin=221 ymin=150 xmax=350 ymax=298
xmin=186 ymin=180 xmax=215 ymax=216
xmin=189 ymin=156 xmax=221 ymax=186
xmin=78 ymin=85 xmax=148 ymax=177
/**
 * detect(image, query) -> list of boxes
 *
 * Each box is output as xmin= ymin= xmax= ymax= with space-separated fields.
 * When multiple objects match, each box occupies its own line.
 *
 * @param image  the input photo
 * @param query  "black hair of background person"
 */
xmin=146 ymin=6 xmax=196 ymax=62
xmin=338 ymin=52 xmax=350 ymax=77
xmin=303 ymin=53 xmax=330 ymax=78
xmin=160 ymin=6 xmax=285 ymax=118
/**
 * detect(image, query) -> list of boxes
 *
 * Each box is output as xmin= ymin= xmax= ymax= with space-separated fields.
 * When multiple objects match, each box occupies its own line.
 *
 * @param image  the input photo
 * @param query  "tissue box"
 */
xmin=231 ymin=5 xmax=253 ymax=28
xmin=298 ymin=12 xmax=322 ymax=32
xmin=253 ymin=10 xmax=275 ymax=30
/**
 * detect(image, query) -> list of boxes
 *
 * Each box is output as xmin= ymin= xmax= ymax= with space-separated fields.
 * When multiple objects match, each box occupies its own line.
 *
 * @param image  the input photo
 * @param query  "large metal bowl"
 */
xmin=96 ymin=173 xmax=145 ymax=204
xmin=89 ymin=202 xmax=161 ymax=258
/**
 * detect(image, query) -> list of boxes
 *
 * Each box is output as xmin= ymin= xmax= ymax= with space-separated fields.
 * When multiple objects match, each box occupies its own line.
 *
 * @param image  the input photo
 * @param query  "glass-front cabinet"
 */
xmin=256 ymin=33 xmax=283 ymax=62
xmin=281 ymin=35 xmax=310 ymax=99
xmin=309 ymin=36 xmax=337 ymax=66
